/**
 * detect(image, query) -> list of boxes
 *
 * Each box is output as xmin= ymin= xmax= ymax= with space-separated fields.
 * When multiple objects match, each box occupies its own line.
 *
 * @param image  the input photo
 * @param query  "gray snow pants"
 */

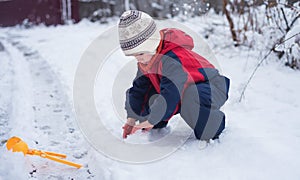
xmin=181 ymin=75 xmax=230 ymax=140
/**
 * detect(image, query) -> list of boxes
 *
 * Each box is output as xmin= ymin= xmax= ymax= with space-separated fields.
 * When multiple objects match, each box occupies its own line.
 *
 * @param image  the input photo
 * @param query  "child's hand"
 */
xmin=133 ymin=121 xmax=154 ymax=132
xmin=122 ymin=118 xmax=136 ymax=139
xmin=122 ymin=124 xmax=134 ymax=139
xmin=123 ymin=120 xmax=154 ymax=138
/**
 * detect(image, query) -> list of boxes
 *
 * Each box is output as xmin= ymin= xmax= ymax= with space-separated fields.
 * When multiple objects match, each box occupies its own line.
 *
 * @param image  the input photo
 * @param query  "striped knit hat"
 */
xmin=118 ymin=10 xmax=161 ymax=56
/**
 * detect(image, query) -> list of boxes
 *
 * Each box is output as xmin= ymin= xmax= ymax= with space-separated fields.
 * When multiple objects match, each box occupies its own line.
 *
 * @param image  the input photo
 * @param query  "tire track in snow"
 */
xmin=4 ymin=40 xmax=37 ymax=139
xmin=0 ymin=40 xmax=38 ymax=180
xmin=0 ymin=41 xmax=13 ymax=145
xmin=2 ymin=34 xmax=97 ymax=179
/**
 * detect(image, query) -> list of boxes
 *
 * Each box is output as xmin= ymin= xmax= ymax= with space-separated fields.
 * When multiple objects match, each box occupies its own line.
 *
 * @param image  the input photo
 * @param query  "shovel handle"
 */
xmin=41 ymin=154 xmax=82 ymax=169
xmin=43 ymin=151 xmax=67 ymax=158
xmin=28 ymin=150 xmax=67 ymax=159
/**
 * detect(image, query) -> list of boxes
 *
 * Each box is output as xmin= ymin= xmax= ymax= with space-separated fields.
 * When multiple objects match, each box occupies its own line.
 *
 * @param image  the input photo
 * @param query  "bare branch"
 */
xmin=290 ymin=13 xmax=300 ymax=28
xmin=280 ymin=7 xmax=290 ymax=31
xmin=223 ymin=0 xmax=239 ymax=45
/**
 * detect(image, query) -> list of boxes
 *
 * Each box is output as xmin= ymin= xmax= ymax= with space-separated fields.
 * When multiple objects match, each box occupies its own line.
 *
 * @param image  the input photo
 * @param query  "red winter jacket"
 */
xmin=139 ymin=28 xmax=215 ymax=92
xmin=125 ymin=28 xmax=219 ymax=125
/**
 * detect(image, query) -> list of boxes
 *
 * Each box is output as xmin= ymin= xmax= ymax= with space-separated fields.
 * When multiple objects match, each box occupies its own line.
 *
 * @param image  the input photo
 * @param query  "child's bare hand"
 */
xmin=133 ymin=120 xmax=154 ymax=132
xmin=122 ymin=118 xmax=136 ymax=139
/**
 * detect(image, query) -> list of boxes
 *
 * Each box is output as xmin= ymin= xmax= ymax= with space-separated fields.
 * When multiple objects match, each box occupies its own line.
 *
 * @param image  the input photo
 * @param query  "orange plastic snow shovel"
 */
xmin=6 ymin=136 xmax=82 ymax=169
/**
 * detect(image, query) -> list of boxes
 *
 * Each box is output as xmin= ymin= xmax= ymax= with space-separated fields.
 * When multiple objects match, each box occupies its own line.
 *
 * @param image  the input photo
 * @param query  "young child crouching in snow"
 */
xmin=119 ymin=10 xmax=230 ymax=143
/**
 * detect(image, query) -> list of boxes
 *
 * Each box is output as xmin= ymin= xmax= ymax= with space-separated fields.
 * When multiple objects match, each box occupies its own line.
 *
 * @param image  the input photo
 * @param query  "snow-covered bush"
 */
xmin=283 ymin=25 xmax=300 ymax=69
xmin=266 ymin=1 xmax=300 ymax=69
xmin=221 ymin=0 xmax=300 ymax=70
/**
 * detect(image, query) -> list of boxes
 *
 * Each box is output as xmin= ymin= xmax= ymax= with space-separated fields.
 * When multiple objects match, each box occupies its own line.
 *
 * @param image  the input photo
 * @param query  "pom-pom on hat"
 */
xmin=118 ymin=10 xmax=161 ymax=56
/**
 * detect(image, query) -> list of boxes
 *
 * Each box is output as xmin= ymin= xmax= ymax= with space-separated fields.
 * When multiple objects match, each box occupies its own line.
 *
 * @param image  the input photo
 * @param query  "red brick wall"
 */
xmin=0 ymin=0 xmax=79 ymax=27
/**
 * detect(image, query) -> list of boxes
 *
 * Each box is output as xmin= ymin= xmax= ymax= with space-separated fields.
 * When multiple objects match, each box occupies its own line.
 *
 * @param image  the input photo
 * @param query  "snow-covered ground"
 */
xmin=0 ymin=13 xmax=300 ymax=180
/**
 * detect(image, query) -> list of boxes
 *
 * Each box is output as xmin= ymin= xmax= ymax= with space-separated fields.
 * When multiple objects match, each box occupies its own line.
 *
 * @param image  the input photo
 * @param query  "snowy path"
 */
xmin=0 ymin=35 xmax=97 ymax=179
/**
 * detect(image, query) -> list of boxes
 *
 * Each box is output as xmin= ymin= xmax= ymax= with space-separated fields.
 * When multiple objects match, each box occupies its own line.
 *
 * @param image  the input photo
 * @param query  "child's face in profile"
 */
xmin=133 ymin=53 xmax=154 ymax=64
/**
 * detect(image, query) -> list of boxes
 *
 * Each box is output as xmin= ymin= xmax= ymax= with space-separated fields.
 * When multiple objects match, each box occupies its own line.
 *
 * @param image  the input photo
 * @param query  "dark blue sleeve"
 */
xmin=125 ymin=68 xmax=151 ymax=120
xmin=148 ymin=51 xmax=187 ymax=125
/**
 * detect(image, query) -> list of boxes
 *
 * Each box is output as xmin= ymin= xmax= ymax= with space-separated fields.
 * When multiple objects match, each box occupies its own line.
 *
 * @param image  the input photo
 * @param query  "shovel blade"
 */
xmin=6 ymin=137 xmax=29 ymax=155
xmin=6 ymin=136 xmax=21 ymax=150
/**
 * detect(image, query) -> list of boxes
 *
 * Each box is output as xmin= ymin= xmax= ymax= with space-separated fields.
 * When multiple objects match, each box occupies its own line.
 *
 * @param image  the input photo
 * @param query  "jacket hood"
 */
xmin=138 ymin=28 xmax=195 ymax=72
xmin=160 ymin=28 xmax=194 ymax=54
